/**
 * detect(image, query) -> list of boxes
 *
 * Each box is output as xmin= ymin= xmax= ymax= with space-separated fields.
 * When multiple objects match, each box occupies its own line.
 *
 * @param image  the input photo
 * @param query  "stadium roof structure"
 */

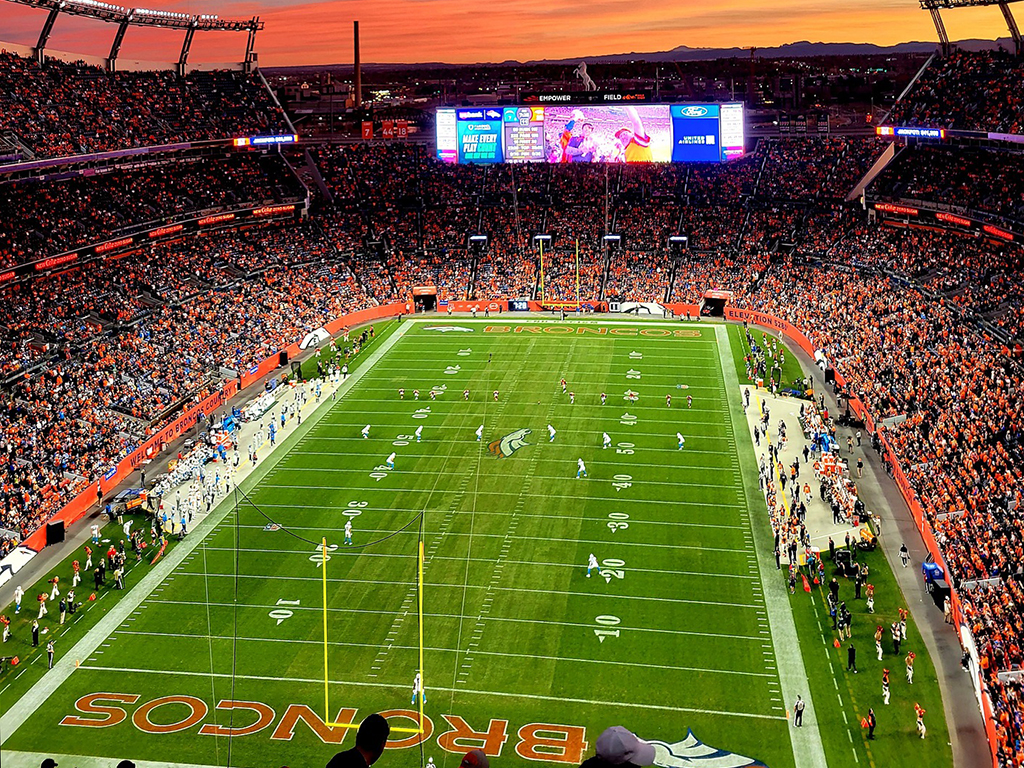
xmin=5 ymin=0 xmax=263 ymax=72
xmin=918 ymin=0 xmax=1023 ymax=55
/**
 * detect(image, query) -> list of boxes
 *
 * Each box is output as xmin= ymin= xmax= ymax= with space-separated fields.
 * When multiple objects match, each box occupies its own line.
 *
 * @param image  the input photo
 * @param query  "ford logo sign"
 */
xmin=679 ymin=106 xmax=708 ymax=117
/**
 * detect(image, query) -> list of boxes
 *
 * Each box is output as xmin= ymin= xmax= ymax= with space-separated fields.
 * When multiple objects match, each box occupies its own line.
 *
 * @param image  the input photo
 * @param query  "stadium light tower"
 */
xmin=918 ymin=0 xmax=1023 ymax=55
xmin=4 ymin=0 xmax=263 ymax=72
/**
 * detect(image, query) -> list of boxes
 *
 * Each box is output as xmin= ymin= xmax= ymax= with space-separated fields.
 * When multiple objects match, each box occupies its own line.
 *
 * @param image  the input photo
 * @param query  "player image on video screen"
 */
xmin=543 ymin=105 xmax=671 ymax=163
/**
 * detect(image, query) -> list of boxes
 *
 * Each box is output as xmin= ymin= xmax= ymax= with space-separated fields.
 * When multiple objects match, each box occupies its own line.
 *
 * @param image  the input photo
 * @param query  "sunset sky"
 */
xmin=0 ymin=0 xmax=1010 ymax=66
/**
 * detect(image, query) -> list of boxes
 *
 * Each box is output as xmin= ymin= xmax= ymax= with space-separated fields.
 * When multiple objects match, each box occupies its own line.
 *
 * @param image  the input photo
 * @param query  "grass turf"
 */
xmin=0 ymin=317 xmax=952 ymax=768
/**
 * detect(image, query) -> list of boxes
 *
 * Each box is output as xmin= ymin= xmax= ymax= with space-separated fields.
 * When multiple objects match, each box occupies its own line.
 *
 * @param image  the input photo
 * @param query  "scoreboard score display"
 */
xmin=437 ymin=103 xmax=744 ymax=164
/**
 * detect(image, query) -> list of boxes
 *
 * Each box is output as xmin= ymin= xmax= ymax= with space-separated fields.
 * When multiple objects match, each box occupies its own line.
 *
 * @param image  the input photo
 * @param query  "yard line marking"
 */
xmin=181 ymin=554 xmax=759 ymax=581
xmin=259 ymin=483 xmax=743 ymax=506
xmin=230 ymin=515 xmax=745 ymax=533
xmin=144 ymin=598 xmax=765 ymax=640
xmin=261 ymin=473 xmax=737 ymax=492
xmin=166 ymin=572 xmax=760 ymax=609
xmin=193 ymin=537 xmax=748 ymax=557
xmin=112 ymin=630 xmax=774 ymax=679
xmin=76 ymin=664 xmax=784 ymax=721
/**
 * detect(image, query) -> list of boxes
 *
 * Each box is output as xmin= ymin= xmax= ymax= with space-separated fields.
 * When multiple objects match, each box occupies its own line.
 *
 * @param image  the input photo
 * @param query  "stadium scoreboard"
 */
xmin=436 ymin=103 xmax=744 ymax=164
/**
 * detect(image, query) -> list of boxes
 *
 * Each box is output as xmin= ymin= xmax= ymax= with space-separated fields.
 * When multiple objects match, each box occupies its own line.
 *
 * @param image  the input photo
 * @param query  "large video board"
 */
xmin=436 ymin=103 xmax=744 ymax=164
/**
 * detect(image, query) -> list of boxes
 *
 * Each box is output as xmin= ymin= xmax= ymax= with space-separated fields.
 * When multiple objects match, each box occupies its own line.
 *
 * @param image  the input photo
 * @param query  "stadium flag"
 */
xmin=361 ymin=122 xmax=373 ymax=141
xmin=382 ymin=121 xmax=395 ymax=139
xmin=397 ymin=120 xmax=408 ymax=139
xmin=801 ymin=574 xmax=811 ymax=592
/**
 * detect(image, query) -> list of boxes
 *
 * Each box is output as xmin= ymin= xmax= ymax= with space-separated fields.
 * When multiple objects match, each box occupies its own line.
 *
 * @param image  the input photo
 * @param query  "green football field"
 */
xmin=0 ymin=317 xmax=952 ymax=768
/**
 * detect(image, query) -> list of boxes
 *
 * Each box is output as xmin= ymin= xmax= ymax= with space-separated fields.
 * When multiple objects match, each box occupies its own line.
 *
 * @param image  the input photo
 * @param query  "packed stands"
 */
xmin=0 ymin=51 xmax=287 ymax=161
xmin=887 ymin=49 xmax=1024 ymax=134
xmin=870 ymin=145 xmax=1024 ymax=227
xmin=0 ymin=153 xmax=304 ymax=267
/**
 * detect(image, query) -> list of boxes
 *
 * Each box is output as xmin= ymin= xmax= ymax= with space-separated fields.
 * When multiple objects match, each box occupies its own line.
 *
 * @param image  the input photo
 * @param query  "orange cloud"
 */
xmin=0 ymin=0 xmax=1010 ymax=66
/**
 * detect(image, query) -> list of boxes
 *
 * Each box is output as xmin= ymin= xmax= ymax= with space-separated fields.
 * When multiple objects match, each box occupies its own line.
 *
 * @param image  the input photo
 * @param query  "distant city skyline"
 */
xmin=0 ymin=0 xmax=1012 ymax=67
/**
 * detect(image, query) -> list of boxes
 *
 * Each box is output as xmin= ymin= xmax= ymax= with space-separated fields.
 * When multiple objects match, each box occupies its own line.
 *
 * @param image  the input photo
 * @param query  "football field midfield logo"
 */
xmin=651 ymin=731 xmax=768 ymax=768
xmin=488 ymin=428 xmax=532 ymax=458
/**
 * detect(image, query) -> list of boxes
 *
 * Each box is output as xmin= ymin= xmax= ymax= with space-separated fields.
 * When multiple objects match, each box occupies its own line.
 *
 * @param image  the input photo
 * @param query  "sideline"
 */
xmin=714 ymin=324 xmax=828 ymax=768
xmin=0 ymin=319 xmax=414 ymax=747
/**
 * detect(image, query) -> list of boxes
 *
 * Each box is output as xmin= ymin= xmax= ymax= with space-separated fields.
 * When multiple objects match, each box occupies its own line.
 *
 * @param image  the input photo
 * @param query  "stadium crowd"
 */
xmin=5 ymin=45 xmax=1024 ymax=762
xmin=888 ymin=49 xmax=1024 ymax=135
xmin=0 ymin=51 xmax=287 ymax=161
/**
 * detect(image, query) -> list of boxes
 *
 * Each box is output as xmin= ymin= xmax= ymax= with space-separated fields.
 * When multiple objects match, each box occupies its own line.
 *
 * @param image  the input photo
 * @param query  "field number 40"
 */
xmin=269 ymin=599 xmax=300 ymax=625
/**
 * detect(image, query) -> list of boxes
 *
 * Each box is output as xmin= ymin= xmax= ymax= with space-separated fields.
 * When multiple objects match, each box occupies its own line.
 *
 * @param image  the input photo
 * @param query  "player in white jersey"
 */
xmin=587 ymin=553 xmax=599 ymax=578
xmin=548 ymin=425 xmax=556 ymax=442
xmin=345 ymin=519 xmax=353 ymax=545
xmin=13 ymin=585 xmax=24 ymax=614
xmin=411 ymin=671 xmax=426 ymax=704
xmin=386 ymin=452 xmax=396 ymax=470
xmin=677 ymin=432 xmax=685 ymax=450
xmin=362 ymin=424 xmax=370 ymax=439
xmin=577 ymin=458 xmax=587 ymax=478
xmin=602 ymin=433 xmax=611 ymax=449
xmin=415 ymin=426 xmax=423 ymax=442
xmin=476 ymin=424 xmax=483 ymax=441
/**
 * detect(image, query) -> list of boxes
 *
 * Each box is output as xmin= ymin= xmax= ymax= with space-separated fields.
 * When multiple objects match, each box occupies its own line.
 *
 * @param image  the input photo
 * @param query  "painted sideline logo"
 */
xmin=489 ymin=428 xmax=531 ymax=458
xmin=423 ymin=326 xmax=474 ymax=333
xmin=652 ymin=731 xmax=768 ymax=768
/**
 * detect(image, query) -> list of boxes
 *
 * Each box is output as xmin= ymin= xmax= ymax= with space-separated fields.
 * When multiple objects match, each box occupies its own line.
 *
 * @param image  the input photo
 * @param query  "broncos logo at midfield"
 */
xmin=423 ymin=326 xmax=474 ymax=333
xmin=488 ymin=428 xmax=531 ymax=458
xmin=651 ymin=731 xmax=768 ymax=768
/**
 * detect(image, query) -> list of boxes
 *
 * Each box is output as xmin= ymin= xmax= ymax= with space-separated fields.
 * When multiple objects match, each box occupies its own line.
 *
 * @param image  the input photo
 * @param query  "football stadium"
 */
xmin=0 ymin=1 xmax=1022 ymax=767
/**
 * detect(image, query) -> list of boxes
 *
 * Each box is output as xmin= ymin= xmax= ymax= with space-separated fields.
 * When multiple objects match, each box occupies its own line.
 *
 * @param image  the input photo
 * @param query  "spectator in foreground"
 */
xmin=326 ymin=713 xmax=390 ymax=768
xmin=580 ymin=726 xmax=656 ymax=768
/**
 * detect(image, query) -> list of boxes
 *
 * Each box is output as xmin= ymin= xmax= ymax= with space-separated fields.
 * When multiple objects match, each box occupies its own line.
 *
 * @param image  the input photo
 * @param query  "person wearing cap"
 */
xmin=41 ymin=759 xmax=58 ymax=768
xmin=460 ymin=749 xmax=489 ymax=768
xmin=580 ymin=726 xmax=656 ymax=768
xmin=326 ymin=713 xmax=390 ymax=768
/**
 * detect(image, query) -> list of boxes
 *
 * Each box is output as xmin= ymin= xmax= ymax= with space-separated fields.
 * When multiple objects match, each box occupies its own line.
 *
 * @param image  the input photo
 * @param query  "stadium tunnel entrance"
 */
xmin=412 ymin=286 xmax=437 ymax=312
xmin=701 ymin=289 xmax=734 ymax=317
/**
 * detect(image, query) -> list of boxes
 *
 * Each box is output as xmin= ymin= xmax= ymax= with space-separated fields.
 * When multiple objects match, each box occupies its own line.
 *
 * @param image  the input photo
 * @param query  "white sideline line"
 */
xmin=164 ymin=572 xmax=761 ymax=609
xmin=75 ymin=664 xmax=783 ymax=720
xmin=110 ymin=629 xmax=775 ymax=678
xmin=143 ymin=599 xmax=764 ymax=640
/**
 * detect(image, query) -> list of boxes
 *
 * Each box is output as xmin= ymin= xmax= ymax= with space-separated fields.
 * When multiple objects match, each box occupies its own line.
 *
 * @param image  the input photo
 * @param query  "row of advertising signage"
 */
xmin=435 ymin=104 xmax=745 ymax=164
